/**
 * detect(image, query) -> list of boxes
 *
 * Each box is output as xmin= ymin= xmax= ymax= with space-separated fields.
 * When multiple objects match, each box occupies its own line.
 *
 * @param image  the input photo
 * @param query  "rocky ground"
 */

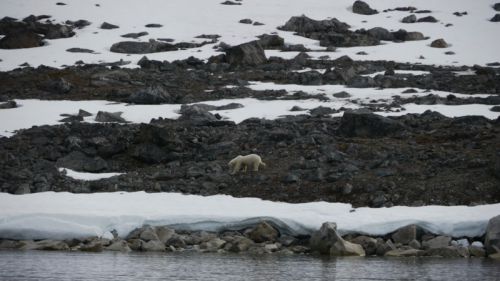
xmin=1 ymin=215 xmax=499 ymax=259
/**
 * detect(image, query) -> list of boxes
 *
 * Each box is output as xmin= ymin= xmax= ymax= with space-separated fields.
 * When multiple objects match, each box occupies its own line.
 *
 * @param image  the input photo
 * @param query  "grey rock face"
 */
xmin=422 ymin=236 xmax=452 ymax=249
xmin=391 ymin=225 xmax=423 ymax=245
xmin=225 ymin=41 xmax=267 ymax=65
xmin=310 ymin=222 xmax=365 ymax=256
xmin=485 ymin=215 xmax=500 ymax=255
xmin=338 ymin=110 xmax=406 ymax=137
xmin=110 ymin=39 xmax=177 ymax=54
xmin=128 ymin=85 xmax=171 ymax=104
xmin=0 ymin=31 xmax=43 ymax=49
xmin=247 ymin=221 xmax=279 ymax=243
xmin=352 ymin=1 xmax=378 ymax=15
xmin=402 ymin=14 xmax=417 ymax=23
xmin=95 ymin=111 xmax=127 ymax=123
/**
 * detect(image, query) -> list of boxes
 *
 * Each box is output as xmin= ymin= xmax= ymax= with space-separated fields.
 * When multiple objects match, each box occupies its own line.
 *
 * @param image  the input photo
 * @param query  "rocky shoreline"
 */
xmin=1 ymin=216 xmax=499 ymax=260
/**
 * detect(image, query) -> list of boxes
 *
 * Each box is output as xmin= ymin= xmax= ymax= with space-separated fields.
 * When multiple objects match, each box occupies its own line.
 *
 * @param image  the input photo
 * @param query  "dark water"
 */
xmin=0 ymin=251 xmax=499 ymax=281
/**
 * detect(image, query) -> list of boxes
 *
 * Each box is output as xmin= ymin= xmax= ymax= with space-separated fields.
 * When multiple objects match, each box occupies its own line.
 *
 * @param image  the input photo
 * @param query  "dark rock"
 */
xmin=350 ymin=236 xmax=378 ymax=255
xmin=66 ymin=48 xmax=95 ymax=53
xmin=444 ymin=51 xmax=455 ymax=55
xmin=491 ymin=14 xmax=500 ymax=22
xmin=0 ymin=100 xmax=17 ymax=109
xmin=221 ymin=1 xmax=241 ymax=5
xmin=145 ymin=24 xmax=163 ymax=28
xmin=225 ymin=41 xmax=267 ymax=65
xmin=391 ymin=225 xmax=423 ymax=244
xmin=279 ymin=15 xmax=350 ymax=34
xmin=100 ymin=22 xmax=119 ymax=29
xmin=247 ymin=221 xmax=279 ymax=243
xmin=239 ymin=19 xmax=252 ymax=24
xmin=392 ymin=29 xmax=425 ymax=41
xmin=494 ymin=3 xmax=500 ymax=11
xmin=422 ymin=236 xmax=452 ymax=249
xmin=430 ymin=38 xmax=448 ymax=48
xmin=417 ymin=16 xmax=438 ymax=23
xmin=216 ymin=103 xmax=244 ymax=110
xmin=402 ymin=88 xmax=418 ymax=94
xmin=367 ymin=27 xmax=394 ymax=41
xmin=485 ymin=215 xmax=500 ymax=255
xmin=0 ymin=31 xmax=43 ymax=49
xmin=110 ymin=39 xmax=177 ymax=54
xmin=491 ymin=106 xmax=500 ymax=112
xmin=352 ymin=0 xmax=378 ymax=15
xmin=128 ymin=85 xmax=171 ymax=104
xmin=57 ymin=151 xmax=108 ymax=173
xmin=178 ymin=104 xmax=218 ymax=123
xmin=66 ymin=19 xmax=91 ymax=29
xmin=310 ymin=222 xmax=365 ymax=256
xmin=338 ymin=110 xmax=406 ymax=137
xmin=253 ymin=22 xmax=265 ymax=26
xmin=257 ymin=34 xmax=284 ymax=49
xmin=333 ymin=91 xmax=351 ymax=98
xmin=59 ymin=115 xmax=83 ymax=123
xmin=120 ymin=32 xmax=149 ymax=38
xmin=309 ymin=106 xmax=335 ymax=116
xmin=95 ymin=111 xmax=127 ymax=123
xmin=402 ymin=14 xmax=417 ymax=23
xmin=282 ymin=173 xmax=300 ymax=183
xmin=356 ymin=51 xmax=368 ymax=55
xmin=56 ymin=2 xmax=66 ymax=5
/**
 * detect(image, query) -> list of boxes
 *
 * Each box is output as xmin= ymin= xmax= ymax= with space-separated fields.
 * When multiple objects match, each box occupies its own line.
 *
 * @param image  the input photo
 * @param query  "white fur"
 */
xmin=228 ymin=154 xmax=266 ymax=174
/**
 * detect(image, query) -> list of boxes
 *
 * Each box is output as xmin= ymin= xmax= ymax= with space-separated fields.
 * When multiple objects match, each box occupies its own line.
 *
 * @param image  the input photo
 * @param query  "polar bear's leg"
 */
xmin=242 ymin=164 xmax=248 ymax=172
xmin=252 ymin=161 xmax=260 ymax=171
xmin=232 ymin=162 xmax=241 ymax=174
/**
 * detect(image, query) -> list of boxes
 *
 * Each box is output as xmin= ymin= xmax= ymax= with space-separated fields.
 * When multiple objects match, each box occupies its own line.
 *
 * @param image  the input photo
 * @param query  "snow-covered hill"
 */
xmin=0 ymin=0 xmax=499 ymax=70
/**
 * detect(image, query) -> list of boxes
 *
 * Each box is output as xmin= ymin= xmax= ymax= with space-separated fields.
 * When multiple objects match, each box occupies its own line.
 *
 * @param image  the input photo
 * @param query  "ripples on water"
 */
xmin=0 ymin=251 xmax=499 ymax=281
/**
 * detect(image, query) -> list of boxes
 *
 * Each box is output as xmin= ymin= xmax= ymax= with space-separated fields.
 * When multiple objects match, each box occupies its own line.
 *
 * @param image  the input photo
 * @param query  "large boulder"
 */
xmin=485 ymin=215 xmax=500 ymax=255
xmin=127 ymin=85 xmax=171 ymax=104
xmin=0 ymin=31 xmax=43 ymax=49
xmin=310 ymin=222 xmax=365 ymax=256
xmin=279 ymin=15 xmax=350 ymax=34
xmin=110 ymin=39 xmax=177 ymax=54
xmin=352 ymin=1 xmax=378 ymax=15
xmin=422 ymin=236 xmax=452 ymax=249
xmin=391 ymin=224 xmax=423 ymax=245
xmin=367 ymin=27 xmax=394 ymax=41
xmin=225 ymin=41 xmax=267 ymax=65
xmin=257 ymin=34 xmax=284 ymax=49
xmin=178 ymin=104 xmax=219 ymax=123
xmin=247 ymin=221 xmax=279 ymax=243
xmin=106 ymin=240 xmax=131 ymax=252
xmin=430 ymin=38 xmax=448 ymax=48
xmin=142 ymin=240 xmax=165 ymax=251
xmin=338 ymin=110 xmax=406 ymax=137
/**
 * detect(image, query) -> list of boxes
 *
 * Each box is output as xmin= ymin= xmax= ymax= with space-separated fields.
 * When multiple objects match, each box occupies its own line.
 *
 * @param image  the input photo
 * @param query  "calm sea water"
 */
xmin=0 ymin=250 xmax=499 ymax=281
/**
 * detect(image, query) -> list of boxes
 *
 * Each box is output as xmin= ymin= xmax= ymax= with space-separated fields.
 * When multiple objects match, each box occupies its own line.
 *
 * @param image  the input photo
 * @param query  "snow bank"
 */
xmin=0 ymin=192 xmax=499 ymax=240
xmin=58 ymin=168 xmax=124 ymax=181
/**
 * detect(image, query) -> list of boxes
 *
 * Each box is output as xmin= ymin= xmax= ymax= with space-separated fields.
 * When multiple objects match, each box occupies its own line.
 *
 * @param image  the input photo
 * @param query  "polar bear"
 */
xmin=228 ymin=154 xmax=266 ymax=174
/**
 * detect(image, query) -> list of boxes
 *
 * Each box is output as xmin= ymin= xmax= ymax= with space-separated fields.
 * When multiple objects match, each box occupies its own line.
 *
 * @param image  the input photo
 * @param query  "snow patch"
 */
xmin=58 ymin=168 xmax=124 ymax=181
xmin=0 ymin=192 xmax=499 ymax=240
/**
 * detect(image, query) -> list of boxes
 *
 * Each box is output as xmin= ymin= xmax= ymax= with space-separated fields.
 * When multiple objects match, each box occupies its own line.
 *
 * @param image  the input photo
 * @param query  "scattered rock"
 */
xmin=66 ymin=48 xmax=95 ymax=53
xmin=494 ymin=3 xmax=500 ymax=11
xmin=352 ymin=0 xmax=378 ymax=15
xmin=66 ymin=19 xmax=91 ymax=29
xmin=417 ymin=16 xmax=438 ymax=23
xmin=257 ymin=34 xmax=284 ymax=49
xmin=142 ymin=240 xmax=165 ymax=251
xmin=333 ymin=91 xmax=351 ymax=98
xmin=0 ymin=100 xmax=17 ymax=109
xmin=385 ymin=248 xmax=423 ymax=257
xmin=106 ymin=240 xmax=131 ymax=252
xmin=402 ymin=14 xmax=417 ymax=23
xmin=120 ymin=31 xmax=149 ymax=38
xmin=221 ymin=1 xmax=241 ymax=5
xmin=225 ymin=40 xmax=267 ymax=65
xmin=490 ymin=14 xmax=500 ymax=22
xmin=0 ymin=31 xmax=43 ymax=49
xmin=100 ymin=22 xmax=119 ymax=29
xmin=95 ymin=111 xmax=127 ymax=123
xmin=145 ymin=24 xmax=163 ymax=28
xmin=239 ymin=19 xmax=253 ymax=24
xmin=430 ymin=38 xmax=448 ymax=48
xmin=110 ymin=39 xmax=177 ymax=54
